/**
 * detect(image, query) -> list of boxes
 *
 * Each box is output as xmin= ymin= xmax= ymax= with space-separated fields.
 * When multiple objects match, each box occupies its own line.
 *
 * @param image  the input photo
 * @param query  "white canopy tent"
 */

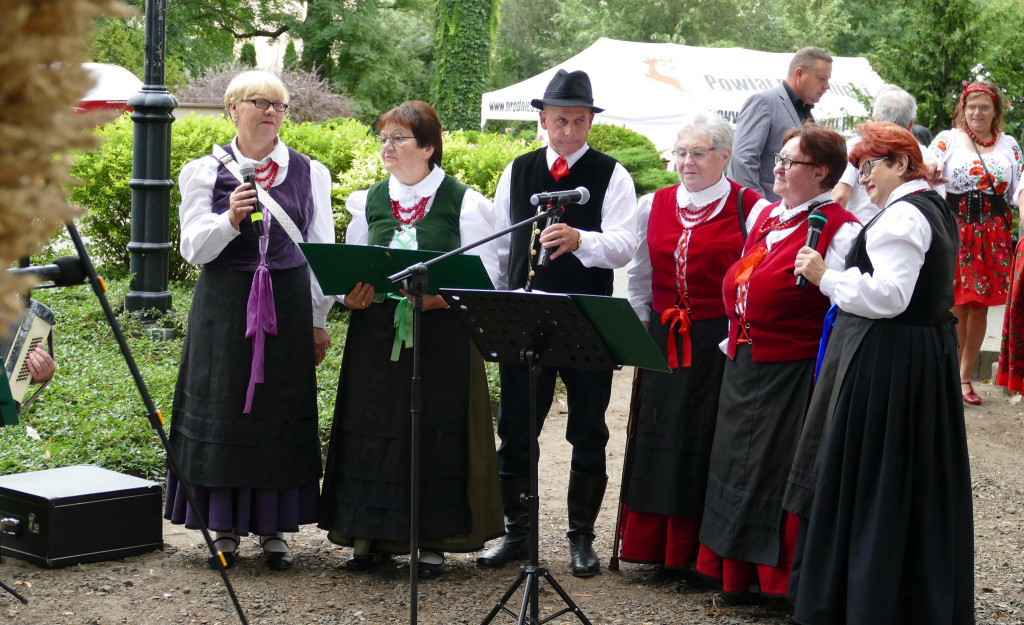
xmin=481 ymin=38 xmax=888 ymax=153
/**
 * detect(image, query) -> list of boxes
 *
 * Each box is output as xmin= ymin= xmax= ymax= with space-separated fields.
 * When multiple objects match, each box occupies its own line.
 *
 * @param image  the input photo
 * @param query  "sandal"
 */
xmin=962 ymin=380 xmax=981 ymax=406
xmin=260 ymin=535 xmax=294 ymax=571
xmin=208 ymin=535 xmax=239 ymax=570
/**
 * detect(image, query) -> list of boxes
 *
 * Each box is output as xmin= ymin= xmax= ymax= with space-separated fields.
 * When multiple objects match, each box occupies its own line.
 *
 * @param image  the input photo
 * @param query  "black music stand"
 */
xmin=440 ymin=289 xmax=668 ymax=625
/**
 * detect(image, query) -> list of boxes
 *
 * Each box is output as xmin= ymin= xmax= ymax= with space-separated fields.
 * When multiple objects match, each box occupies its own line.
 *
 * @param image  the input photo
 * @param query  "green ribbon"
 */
xmin=390 ymin=295 xmax=413 ymax=361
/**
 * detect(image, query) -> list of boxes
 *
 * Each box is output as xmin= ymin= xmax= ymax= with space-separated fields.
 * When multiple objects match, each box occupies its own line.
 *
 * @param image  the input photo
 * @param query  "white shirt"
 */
xmin=178 ymin=136 xmax=336 ymax=327
xmin=766 ymin=191 xmax=860 ymax=275
xmin=837 ymin=136 xmax=935 ymax=224
xmin=626 ymin=175 xmax=772 ymax=322
xmin=819 ymin=179 xmax=934 ymax=318
xmin=344 ymin=165 xmax=504 ymax=296
xmin=492 ymin=144 xmax=638 ymax=290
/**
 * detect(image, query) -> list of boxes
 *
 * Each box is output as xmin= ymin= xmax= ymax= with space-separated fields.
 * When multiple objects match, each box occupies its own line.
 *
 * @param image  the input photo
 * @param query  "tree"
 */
xmin=239 ymin=41 xmax=257 ymax=67
xmin=432 ymin=0 xmax=498 ymax=129
xmin=283 ymin=39 xmax=298 ymax=69
xmin=291 ymin=0 xmax=434 ymax=124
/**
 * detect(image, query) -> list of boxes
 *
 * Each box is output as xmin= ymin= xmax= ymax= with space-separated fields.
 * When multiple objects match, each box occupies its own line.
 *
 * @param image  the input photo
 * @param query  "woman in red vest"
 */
xmin=696 ymin=122 xmax=860 ymax=604
xmin=617 ymin=112 xmax=769 ymax=583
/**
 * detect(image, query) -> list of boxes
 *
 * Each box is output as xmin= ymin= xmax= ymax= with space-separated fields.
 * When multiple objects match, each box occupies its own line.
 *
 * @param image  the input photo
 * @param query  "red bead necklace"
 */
xmin=254 ymin=161 xmax=279 ymax=190
xmin=391 ymin=197 xmax=430 ymax=225
xmin=966 ymin=127 xmax=998 ymax=147
xmin=675 ymin=200 xmax=717 ymax=226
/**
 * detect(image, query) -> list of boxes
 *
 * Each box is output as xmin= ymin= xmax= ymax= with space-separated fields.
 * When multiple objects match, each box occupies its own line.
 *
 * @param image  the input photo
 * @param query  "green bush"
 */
xmin=606 ymin=146 xmax=664 ymax=174
xmin=633 ymin=169 xmax=681 ymax=196
xmin=587 ymin=123 xmax=659 ymax=153
xmin=68 ymin=116 xmax=542 ymax=280
xmin=587 ymin=124 xmax=671 ymax=197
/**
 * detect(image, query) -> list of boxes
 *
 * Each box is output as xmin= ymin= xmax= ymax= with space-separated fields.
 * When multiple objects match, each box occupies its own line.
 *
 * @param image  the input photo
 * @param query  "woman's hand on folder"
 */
xmin=345 ymin=282 xmax=375 ymax=310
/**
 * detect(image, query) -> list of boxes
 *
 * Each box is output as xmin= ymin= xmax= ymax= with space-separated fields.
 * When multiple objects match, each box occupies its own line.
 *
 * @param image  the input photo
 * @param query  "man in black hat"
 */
xmin=477 ymin=69 xmax=637 ymax=577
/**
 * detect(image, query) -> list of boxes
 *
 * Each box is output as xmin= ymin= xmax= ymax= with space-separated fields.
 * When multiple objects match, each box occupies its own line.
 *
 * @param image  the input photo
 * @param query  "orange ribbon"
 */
xmin=660 ymin=306 xmax=692 ymax=369
xmin=734 ymin=246 xmax=767 ymax=286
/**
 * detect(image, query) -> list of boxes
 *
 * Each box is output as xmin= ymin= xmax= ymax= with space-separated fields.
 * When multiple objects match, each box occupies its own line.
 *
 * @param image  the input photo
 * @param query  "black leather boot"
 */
xmin=566 ymin=470 xmax=607 ymax=578
xmin=476 ymin=476 xmax=530 ymax=568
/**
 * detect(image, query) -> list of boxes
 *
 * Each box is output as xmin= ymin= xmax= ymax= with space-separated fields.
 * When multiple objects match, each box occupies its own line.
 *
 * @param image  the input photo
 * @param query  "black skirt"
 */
xmin=319 ymin=298 xmax=489 ymax=547
xmin=624 ymin=316 xmax=728 ymax=516
xmin=700 ymin=345 xmax=814 ymax=565
xmin=791 ymin=321 xmax=974 ymax=625
xmin=168 ymin=265 xmax=322 ymax=490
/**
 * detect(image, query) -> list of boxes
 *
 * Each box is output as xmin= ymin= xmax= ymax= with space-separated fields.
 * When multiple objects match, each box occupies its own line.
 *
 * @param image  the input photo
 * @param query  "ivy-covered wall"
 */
xmin=432 ymin=0 xmax=499 ymax=130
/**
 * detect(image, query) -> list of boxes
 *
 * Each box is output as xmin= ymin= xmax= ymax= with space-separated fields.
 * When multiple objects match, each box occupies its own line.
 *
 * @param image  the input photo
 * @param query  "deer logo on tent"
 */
xmin=642 ymin=58 xmax=690 ymax=97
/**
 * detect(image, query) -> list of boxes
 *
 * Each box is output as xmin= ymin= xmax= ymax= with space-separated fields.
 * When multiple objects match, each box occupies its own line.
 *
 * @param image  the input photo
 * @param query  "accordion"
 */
xmin=1 ymin=299 xmax=54 ymax=425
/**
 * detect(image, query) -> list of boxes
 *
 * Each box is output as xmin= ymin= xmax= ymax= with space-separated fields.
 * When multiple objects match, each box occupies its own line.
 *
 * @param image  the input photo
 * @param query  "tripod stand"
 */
xmin=441 ymin=289 xmax=668 ymax=625
xmin=0 ymin=222 xmax=249 ymax=623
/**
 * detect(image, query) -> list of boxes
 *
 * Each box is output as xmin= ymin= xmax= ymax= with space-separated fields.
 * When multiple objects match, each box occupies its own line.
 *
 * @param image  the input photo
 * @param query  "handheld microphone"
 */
xmin=796 ymin=209 xmax=828 ymax=288
xmin=238 ymin=162 xmax=265 ymax=234
xmin=536 ymin=206 xmax=564 ymax=268
xmin=529 ymin=186 xmax=590 ymax=207
xmin=7 ymin=256 xmax=87 ymax=287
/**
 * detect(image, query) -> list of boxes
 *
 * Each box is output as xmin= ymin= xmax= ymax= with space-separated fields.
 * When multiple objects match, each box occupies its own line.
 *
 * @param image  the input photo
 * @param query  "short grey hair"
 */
xmin=872 ymin=85 xmax=917 ymax=129
xmin=676 ymin=111 xmax=735 ymax=153
xmin=788 ymin=47 xmax=833 ymax=75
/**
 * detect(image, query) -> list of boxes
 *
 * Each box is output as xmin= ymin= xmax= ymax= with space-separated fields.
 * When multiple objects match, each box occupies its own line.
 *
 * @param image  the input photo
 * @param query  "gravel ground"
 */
xmin=2 ymin=369 xmax=1022 ymax=624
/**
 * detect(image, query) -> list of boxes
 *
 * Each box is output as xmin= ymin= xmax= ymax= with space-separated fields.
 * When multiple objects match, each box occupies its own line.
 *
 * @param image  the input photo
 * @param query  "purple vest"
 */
xmin=205 ymin=144 xmax=314 ymax=271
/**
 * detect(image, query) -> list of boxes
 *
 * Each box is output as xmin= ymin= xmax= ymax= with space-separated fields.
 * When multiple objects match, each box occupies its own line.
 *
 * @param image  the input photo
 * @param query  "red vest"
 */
xmin=648 ymin=181 xmax=762 ymax=320
xmin=722 ymin=201 xmax=858 ymax=362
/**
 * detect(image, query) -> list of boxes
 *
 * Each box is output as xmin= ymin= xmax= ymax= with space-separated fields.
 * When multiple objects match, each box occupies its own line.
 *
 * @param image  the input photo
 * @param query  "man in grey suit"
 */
xmin=729 ymin=47 xmax=833 ymax=202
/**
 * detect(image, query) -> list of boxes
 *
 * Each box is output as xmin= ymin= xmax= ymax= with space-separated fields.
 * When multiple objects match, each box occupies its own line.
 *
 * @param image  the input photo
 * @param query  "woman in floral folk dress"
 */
xmin=929 ymin=81 xmax=1022 ymax=404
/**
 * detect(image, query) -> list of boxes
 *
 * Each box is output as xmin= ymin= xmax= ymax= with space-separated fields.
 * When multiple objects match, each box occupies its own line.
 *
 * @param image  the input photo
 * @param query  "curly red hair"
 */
xmin=848 ymin=121 xmax=928 ymax=181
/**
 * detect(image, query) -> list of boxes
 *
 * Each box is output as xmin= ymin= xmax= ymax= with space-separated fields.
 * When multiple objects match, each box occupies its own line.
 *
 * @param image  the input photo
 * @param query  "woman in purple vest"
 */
xmin=696 ymin=123 xmax=860 ymax=604
xmin=318 ymin=101 xmax=503 ymax=579
xmin=165 ymin=71 xmax=335 ymax=571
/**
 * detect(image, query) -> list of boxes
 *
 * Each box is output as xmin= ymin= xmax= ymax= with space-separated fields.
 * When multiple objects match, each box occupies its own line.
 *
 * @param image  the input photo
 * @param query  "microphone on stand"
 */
xmin=529 ymin=186 xmax=590 ymax=207
xmin=7 ymin=256 xmax=87 ymax=287
xmin=536 ymin=206 xmax=564 ymax=268
xmin=238 ymin=162 xmax=265 ymax=234
xmin=796 ymin=209 xmax=828 ymax=288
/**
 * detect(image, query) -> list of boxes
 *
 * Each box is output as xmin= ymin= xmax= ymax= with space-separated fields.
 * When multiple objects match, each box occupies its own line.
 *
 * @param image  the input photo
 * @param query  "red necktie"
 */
xmin=550 ymin=156 xmax=569 ymax=181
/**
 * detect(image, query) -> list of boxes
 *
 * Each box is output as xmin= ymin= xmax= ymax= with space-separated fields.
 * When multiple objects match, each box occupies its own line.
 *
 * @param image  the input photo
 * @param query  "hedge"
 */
xmin=67 ymin=117 xmax=669 ymax=280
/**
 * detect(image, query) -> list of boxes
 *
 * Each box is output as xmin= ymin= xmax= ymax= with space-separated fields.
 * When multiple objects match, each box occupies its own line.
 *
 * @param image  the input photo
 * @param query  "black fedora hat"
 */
xmin=530 ymin=69 xmax=604 ymax=112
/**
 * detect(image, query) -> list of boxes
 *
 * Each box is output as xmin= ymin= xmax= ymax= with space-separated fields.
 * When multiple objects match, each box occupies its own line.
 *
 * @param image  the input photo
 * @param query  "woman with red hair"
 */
xmin=789 ymin=121 xmax=973 ymax=625
xmin=929 ymin=81 xmax=1022 ymax=405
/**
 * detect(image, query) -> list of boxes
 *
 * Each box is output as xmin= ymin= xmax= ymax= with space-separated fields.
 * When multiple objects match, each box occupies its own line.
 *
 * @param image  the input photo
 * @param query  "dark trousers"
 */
xmin=496 ymin=363 xmax=613 ymax=478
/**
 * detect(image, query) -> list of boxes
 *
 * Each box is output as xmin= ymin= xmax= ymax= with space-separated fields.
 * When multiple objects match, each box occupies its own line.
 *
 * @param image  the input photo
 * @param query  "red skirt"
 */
xmin=952 ymin=195 xmax=1012 ymax=307
xmin=695 ymin=512 xmax=800 ymax=596
xmin=617 ymin=503 xmax=700 ymax=568
xmin=997 ymin=238 xmax=1024 ymax=391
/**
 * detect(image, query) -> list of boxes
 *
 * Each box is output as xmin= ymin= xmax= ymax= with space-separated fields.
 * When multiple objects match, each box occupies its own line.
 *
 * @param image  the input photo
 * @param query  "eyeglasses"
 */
xmin=774 ymin=153 xmax=816 ymax=170
xmin=378 ymin=132 xmax=416 ymax=147
xmin=671 ymin=147 xmax=715 ymax=162
xmin=241 ymin=98 xmax=289 ymax=112
xmin=858 ymin=156 xmax=891 ymax=180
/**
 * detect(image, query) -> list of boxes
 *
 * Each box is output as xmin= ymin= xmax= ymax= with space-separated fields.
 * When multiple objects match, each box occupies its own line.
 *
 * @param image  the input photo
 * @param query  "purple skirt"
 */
xmin=164 ymin=471 xmax=320 ymax=535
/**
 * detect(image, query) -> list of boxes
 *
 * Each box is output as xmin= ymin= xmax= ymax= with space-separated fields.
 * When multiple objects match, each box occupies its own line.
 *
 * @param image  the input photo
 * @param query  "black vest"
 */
xmin=845 ymin=189 xmax=958 ymax=325
xmin=507 ymin=148 xmax=618 ymax=295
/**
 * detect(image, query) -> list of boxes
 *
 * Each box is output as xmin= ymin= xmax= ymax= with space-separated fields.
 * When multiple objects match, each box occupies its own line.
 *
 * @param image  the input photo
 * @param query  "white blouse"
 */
xmin=819 ymin=180 xmax=934 ymax=319
xmin=344 ymin=165 xmax=504 ymax=301
xmin=178 ymin=136 xmax=336 ymax=326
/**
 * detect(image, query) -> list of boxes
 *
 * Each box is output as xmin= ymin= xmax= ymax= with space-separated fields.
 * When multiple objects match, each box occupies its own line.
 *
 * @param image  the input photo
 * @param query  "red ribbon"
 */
xmin=660 ymin=306 xmax=692 ymax=369
xmin=551 ymin=156 xmax=569 ymax=181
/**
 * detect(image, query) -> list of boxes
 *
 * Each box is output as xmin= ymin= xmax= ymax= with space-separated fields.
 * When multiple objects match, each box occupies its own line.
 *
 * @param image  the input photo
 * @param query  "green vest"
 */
xmin=366 ymin=174 xmax=468 ymax=252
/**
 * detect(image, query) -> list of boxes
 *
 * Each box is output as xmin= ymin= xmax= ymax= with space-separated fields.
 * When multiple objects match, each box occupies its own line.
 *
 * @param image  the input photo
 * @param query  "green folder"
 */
xmin=300 ymin=243 xmax=494 ymax=296
xmin=569 ymin=294 xmax=670 ymax=373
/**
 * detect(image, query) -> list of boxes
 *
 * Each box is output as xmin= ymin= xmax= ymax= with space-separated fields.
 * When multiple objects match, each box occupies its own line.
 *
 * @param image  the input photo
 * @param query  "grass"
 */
xmin=1 ymin=275 xmax=503 ymax=482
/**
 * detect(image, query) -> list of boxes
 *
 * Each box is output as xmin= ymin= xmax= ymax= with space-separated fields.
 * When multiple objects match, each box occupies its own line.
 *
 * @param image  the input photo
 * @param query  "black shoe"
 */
xmin=567 ymin=533 xmax=600 ymax=578
xmin=476 ymin=533 xmax=529 ymax=568
xmin=207 ymin=535 xmax=239 ymax=570
xmin=261 ymin=536 xmax=294 ymax=571
xmin=718 ymin=590 xmax=762 ymax=606
xmin=676 ymin=568 xmax=712 ymax=591
xmin=346 ymin=553 xmax=377 ymax=571
xmin=417 ymin=556 xmax=446 ymax=580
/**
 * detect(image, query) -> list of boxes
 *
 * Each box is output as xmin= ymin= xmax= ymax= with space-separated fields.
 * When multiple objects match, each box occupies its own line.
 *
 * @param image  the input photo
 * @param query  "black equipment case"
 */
xmin=0 ymin=464 xmax=162 ymax=568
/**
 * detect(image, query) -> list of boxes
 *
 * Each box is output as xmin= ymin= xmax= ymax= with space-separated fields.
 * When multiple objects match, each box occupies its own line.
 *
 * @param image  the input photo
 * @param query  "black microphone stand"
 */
xmin=386 ymin=201 xmax=571 ymax=625
xmin=59 ymin=221 xmax=249 ymax=624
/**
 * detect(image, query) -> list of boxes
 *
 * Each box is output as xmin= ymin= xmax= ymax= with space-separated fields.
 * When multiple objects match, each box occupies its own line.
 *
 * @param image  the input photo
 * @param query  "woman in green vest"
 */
xmin=318 ymin=100 xmax=503 ymax=579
